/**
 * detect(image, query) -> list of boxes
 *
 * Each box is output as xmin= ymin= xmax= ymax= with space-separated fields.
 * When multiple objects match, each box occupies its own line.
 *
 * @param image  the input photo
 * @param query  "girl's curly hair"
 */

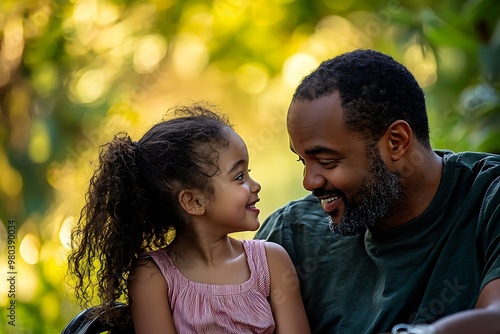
xmin=67 ymin=103 xmax=232 ymax=327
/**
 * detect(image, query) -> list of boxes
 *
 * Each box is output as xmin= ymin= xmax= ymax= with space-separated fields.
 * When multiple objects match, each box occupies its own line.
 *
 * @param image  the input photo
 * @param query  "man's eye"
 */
xmin=319 ymin=160 xmax=338 ymax=168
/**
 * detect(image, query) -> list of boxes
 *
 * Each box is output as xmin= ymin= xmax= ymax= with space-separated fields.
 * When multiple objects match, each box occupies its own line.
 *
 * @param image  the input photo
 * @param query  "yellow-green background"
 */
xmin=0 ymin=0 xmax=499 ymax=332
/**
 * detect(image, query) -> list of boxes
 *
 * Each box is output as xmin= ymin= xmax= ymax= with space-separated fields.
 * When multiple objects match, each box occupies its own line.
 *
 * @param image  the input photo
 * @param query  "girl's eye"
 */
xmin=296 ymin=157 xmax=305 ymax=165
xmin=235 ymin=173 xmax=245 ymax=181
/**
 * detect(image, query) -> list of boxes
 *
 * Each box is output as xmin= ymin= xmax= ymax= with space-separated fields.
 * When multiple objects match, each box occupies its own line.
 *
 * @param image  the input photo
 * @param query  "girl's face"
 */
xmin=203 ymin=130 xmax=261 ymax=233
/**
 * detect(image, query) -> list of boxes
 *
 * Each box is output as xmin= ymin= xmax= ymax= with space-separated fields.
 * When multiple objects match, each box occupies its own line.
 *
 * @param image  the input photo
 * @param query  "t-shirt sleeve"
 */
xmin=480 ymin=176 xmax=500 ymax=289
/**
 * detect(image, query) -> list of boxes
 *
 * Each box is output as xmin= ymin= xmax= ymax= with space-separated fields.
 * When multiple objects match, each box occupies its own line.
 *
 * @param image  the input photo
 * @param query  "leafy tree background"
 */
xmin=0 ymin=0 xmax=498 ymax=332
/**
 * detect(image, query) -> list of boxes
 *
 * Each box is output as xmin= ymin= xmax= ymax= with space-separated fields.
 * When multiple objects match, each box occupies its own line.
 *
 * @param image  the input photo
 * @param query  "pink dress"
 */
xmin=147 ymin=239 xmax=276 ymax=333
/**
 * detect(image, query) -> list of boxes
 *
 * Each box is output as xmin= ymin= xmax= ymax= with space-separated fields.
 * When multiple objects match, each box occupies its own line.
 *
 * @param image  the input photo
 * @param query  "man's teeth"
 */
xmin=247 ymin=204 xmax=256 ymax=208
xmin=321 ymin=196 xmax=339 ymax=204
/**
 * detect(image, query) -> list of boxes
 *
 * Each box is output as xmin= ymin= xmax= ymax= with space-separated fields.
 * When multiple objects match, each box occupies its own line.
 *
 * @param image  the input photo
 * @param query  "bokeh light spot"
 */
xmin=94 ymin=24 xmax=127 ymax=52
xmin=282 ymin=53 xmax=319 ymax=87
xmin=172 ymin=34 xmax=209 ymax=78
xmin=133 ymin=35 xmax=168 ymax=73
xmin=20 ymin=233 xmax=40 ymax=265
xmin=31 ymin=62 xmax=59 ymax=96
xmin=28 ymin=121 xmax=51 ymax=164
xmin=236 ymin=63 xmax=269 ymax=94
xmin=75 ymin=69 xmax=106 ymax=103
xmin=404 ymin=44 xmax=437 ymax=88
xmin=2 ymin=16 xmax=24 ymax=63
xmin=95 ymin=2 xmax=121 ymax=25
xmin=73 ymin=0 xmax=98 ymax=23
xmin=59 ymin=216 xmax=74 ymax=250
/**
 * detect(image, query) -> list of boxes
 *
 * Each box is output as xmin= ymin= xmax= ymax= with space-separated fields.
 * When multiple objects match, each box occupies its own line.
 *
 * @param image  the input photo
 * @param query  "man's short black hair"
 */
xmin=292 ymin=49 xmax=430 ymax=147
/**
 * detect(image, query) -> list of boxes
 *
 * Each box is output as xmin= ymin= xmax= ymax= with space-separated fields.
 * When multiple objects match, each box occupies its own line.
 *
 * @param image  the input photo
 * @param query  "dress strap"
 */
xmin=242 ymin=240 xmax=271 ymax=297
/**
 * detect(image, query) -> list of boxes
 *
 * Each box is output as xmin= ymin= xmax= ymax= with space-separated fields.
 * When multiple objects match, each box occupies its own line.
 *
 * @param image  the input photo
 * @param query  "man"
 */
xmin=255 ymin=49 xmax=500 ymax=333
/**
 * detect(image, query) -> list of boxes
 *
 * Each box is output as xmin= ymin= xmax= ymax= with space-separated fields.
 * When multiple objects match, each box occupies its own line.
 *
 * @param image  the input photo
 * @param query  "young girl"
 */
xmin=68 ymin=103 xmax=310 ymax=333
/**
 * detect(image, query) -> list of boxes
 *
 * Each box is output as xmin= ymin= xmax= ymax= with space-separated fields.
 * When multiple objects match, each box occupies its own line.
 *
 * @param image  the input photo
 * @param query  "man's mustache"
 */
xmin=312 ymin=188 xmax=344 ymax=199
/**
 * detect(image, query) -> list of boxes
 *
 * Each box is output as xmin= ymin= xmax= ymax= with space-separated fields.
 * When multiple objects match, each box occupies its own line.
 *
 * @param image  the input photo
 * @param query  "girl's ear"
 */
xmin=178 ymin=189 xmax=206 ymax=215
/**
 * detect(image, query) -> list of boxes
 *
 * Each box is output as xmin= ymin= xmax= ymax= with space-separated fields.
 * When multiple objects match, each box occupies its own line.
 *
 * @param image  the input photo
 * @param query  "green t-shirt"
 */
xmin=255 ymin=151 xmax=500 ymax=334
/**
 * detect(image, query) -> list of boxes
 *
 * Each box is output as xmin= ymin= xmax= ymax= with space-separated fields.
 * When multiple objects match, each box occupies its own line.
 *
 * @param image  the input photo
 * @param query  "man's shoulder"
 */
xmin=440 ymin=150 xmax=500 ymax=170
xmin=438 ymin=150 xmax=500 ymax=223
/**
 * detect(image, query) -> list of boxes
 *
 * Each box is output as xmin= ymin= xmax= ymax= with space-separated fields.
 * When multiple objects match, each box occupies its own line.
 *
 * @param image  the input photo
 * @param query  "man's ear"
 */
xmin=178 ymin=189 xmax=206 ymax=216
xmin=380 ymin=120 xmax=412 ymax=161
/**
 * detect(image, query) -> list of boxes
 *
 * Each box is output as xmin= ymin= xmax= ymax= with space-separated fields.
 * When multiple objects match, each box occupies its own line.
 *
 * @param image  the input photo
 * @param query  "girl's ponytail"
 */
xmin=68 ymin=133 xmax=148 ymax=324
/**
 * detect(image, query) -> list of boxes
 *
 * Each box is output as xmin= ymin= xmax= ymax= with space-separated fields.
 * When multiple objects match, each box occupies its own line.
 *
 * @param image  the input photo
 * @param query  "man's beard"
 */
xmin=324 ymin=148 xmax=404 ymax=236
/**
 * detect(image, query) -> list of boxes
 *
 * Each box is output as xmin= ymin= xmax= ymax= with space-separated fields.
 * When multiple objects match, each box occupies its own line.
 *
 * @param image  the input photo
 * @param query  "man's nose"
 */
xmin=302 ymin=164 xmax=326 ymax=191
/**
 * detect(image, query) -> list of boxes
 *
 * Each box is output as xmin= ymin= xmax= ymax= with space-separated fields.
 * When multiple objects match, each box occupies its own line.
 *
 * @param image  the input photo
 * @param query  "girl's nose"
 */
xmin=251 ymin=178 xmax=261 ymax=194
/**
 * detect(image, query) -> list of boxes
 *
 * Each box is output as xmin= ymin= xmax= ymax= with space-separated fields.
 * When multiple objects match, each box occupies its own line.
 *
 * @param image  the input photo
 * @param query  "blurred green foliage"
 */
xmin=0 ymin=0 xmax=498 ymax=332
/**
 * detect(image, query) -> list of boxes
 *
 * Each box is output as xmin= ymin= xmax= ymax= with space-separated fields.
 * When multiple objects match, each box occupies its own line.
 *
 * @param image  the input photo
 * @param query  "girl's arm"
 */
xmin=265 ymin=242 xmax=311 ymax=334
xmin=128 ymin=258 xmax=177 ymax=334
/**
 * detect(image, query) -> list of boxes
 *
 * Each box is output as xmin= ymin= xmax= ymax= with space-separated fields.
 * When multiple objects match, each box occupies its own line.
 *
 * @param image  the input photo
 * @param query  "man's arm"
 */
xmin=431 ymin=177 xmax=500 ymax=334
xmin=430 ymin=278 xmax=500 ymax=333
